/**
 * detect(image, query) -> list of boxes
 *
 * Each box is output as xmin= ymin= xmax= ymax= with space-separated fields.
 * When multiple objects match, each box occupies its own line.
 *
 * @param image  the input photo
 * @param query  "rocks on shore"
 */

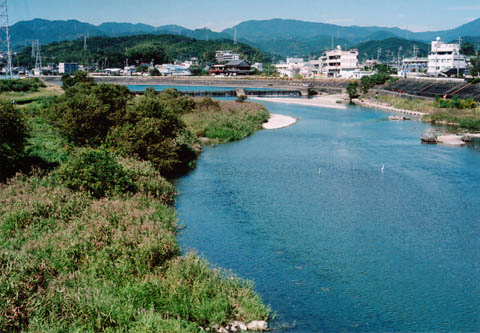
xmin=204 ymin=320 xmax=268 ymax=332
xmin=421 ymin=131 xmax=438 ymax=144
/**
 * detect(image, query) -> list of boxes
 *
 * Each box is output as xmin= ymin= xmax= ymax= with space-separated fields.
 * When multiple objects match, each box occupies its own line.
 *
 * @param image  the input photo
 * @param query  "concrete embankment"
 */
xmin=353 ymin=98 xmax=426 ymax=117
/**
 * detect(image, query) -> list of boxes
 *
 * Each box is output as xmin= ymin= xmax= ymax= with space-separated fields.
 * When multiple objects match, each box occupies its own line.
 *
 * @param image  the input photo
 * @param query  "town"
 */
xmin=4 ymin=36 xmax=477 ymax=81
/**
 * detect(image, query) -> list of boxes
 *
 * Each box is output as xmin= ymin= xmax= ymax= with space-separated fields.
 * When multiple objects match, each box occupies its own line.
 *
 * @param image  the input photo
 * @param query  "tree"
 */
xmin=470 ymin=57 xmax=480 ymax=77
xmin=61 ymin=71 xmax=95 ymax=90
xmin=136 ymin=65 xmax=149 ymax=73
xmin=149 ymin=67 xmax=161 ymax=76
xmin=461 ymin=42 xmax=476 ymax=56
xmin=346 ymin=81 xmax=359 ymax=103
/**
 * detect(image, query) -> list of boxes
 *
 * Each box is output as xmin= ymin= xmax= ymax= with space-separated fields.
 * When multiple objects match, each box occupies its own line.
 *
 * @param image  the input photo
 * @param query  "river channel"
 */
xmin=135 ymin=85 xmax=480 ymax=332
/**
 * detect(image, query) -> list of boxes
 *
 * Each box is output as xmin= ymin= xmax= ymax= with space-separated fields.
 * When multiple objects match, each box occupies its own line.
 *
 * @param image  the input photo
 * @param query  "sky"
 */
xmin=9 ymin=0 xmax=480 ymax=32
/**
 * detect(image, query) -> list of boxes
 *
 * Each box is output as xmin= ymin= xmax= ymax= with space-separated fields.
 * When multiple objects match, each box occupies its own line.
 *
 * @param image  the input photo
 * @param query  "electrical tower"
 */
xmin=84 ymin=35 xmax=88 ymax=52
xmin=31 ymin=41 xmax=35 ymax=57
xmin=35 ymin=40 xmax=42 ymax=76
xmin=377 ymin=47 xmax=382 ymax=62
xmin=234 ymin=28 xmax=237 ymax=44
xmin=0 ymin=0 xmax=13 ymax=79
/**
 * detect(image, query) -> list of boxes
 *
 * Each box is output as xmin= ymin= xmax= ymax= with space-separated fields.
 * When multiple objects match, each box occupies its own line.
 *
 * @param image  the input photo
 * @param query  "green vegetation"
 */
xmin=377 ymin=95 xmax=480 ymax=131
xmin=0 ymin=79 xmax=270 ymax=331
xmin=0 ymin=78 xmax=45 ymax=93
xmin=353 ymin=38 xmax=429 ymax=62
xmin=434 ymin=96 xmax=477 ymax=110
xmin=470 ymin=57 xmax=480 ymax=77
xmin=346 ymin=81 xmax=359 ymax=103
xmin=360 ymin=72 xmax=394 ymax=94
xmin=16 ymin=34 xmax=271 ymax=68
xmin=0 ymin=100 xmax=28 ymax=180
xmin=183 ymin=97 xmax=269 ymax=143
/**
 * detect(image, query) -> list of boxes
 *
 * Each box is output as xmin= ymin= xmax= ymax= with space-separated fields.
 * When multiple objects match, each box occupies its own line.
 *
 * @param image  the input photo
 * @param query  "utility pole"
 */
xmin=0 ymin=0 xmax=13 ymax=79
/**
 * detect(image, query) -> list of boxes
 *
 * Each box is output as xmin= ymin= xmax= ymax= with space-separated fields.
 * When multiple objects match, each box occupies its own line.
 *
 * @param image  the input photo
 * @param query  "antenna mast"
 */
xmin=0 ymin=0 xmax=13 ymax=79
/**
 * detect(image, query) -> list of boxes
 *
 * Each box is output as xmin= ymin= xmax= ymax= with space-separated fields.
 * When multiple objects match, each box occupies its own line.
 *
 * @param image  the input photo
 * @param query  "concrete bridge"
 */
xmin=134 ymin=88 xmax=311 ymax=98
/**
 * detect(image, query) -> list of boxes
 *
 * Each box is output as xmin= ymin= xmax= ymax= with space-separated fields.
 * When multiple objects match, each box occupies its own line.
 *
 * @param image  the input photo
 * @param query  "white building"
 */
xmin=324 ymin=46 xmax=359 ymax=78
xmin=59 ymin=63 xmax=79 ymax=74
xmin=215 ymin=50 xmax=240 ymax=63
xmin=252 ymin=63 xmax=264 ymax=72
xmin=427 ymin=37 xmax=468 ymax=77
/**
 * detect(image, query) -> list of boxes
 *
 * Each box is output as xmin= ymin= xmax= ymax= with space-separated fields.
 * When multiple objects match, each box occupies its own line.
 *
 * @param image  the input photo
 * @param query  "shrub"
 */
xmin=50 ymin=83 xmax=131 ymax=145
xmin=61 ymin=71 xmax=96 ymax=90
xmin=434 ymin=96 xmax=477 ymax=109
xmin=0 ymin=78 xmax=45 ymax=93
xmin=57 ymin=148 xmax=134 ymax=198
xmin=0 ymin=100 xmax=28 ymax=181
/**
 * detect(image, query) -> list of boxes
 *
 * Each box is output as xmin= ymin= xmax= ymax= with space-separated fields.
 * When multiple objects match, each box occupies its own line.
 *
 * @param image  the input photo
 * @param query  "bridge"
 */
xmin=134 ymin=88 xmax=311 ymax=97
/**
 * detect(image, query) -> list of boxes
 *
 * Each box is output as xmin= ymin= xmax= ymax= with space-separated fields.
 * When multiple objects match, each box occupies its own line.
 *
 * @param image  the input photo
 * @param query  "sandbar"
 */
xmin=252 ymin=94 xmax=348 ymax=110
xmin=262 ymin=114 xmax=297 ymax=130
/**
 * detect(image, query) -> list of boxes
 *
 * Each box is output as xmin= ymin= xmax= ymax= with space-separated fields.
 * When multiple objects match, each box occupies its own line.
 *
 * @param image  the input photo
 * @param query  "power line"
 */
xmin=0 ymin=0 xmax=13 ymax=79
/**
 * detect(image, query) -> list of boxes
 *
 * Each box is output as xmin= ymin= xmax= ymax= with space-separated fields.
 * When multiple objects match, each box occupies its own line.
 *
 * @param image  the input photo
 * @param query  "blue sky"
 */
xmin=10 ymin=0 xmax=480 ymax=32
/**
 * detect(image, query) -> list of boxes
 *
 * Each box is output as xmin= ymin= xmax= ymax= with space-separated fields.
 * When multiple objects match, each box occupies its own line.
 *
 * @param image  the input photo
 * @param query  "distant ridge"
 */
xmin=9 ymin=17 xmax=480 ymax=57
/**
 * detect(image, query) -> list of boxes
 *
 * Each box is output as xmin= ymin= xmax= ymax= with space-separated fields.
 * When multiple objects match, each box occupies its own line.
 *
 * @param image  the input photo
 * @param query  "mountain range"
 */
xmin=10 ymin=17 xmax=480 ymax=58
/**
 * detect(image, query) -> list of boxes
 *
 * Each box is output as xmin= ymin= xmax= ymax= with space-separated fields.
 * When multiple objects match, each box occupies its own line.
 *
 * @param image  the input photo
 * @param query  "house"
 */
xmin=210 ymin=60 xmax=252 ymax=76
xmin=224 ymin=60 xmax=252 ymax=76
xmin=427 ymin=37 xmax=468 ymax=77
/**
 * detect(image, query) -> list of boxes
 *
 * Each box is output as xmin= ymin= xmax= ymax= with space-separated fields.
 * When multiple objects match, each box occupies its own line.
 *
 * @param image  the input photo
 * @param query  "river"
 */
xmin=133 ymin=85 xmax=480 ymax=332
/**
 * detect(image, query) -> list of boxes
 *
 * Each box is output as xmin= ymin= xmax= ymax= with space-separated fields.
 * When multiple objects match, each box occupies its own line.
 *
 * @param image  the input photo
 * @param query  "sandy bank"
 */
xmin=437 ymin=135 xmax=466 ymax=146
xmin=252 ymin=94 xmax=348 ymax=110
xmin=262 ymin=114 xmax=297 ymax=130
xmin=354 ymin=98 xmax=425 ymax=117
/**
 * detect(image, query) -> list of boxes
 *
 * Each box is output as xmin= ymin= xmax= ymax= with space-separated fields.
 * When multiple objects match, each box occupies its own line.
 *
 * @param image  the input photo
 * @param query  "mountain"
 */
xmin=9 ymin=19 xmax=231 ymax=50
xmin=352 ymin=38 xmax=430 ymax=61
xmin=15 ymin=34 xmax=271 ymax=68
xmin=222 ymin=19 xmax=411 ymax=43
xmin=9 ymin=17 xmax=480 ymax=57
xmin=412 ymin=18 xmax=480 ymax=42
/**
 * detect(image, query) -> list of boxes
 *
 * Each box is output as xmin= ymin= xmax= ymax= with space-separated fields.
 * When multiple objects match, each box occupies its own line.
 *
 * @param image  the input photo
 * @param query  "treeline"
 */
xmin=16 ymin=34 xmax=271 ymax=68
xmin=0 ymin=78 xmax=45 ymax=93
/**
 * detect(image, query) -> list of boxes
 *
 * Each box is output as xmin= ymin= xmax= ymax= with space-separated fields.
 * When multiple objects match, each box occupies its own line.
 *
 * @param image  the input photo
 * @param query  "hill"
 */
xmin=9 ymin=17 xmax=480 ymax=57
xmin=352 ymin=38 xmax=430 ymax=61
xmin=15 ymin=34 xmax=271 ymax=68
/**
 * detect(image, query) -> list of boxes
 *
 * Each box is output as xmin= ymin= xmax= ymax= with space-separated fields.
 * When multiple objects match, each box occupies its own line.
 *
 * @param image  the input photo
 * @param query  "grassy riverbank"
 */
xmin=376 ymin=95 xmax=480 ymax=131
xmin=184 ymin=98 xmax=269 ymax=144
xmin=0 ymin=81 xmax=270 ymax=331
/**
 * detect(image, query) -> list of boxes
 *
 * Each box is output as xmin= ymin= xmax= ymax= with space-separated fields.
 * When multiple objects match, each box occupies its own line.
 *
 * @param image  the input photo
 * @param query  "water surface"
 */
xmin=176 ymin=101 xmax=480 ymax=332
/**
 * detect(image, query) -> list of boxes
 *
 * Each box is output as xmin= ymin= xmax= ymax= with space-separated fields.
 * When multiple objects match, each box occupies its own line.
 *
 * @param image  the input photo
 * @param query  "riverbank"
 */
xmin=0 ymin=84 xmax=270 ymax=331
xmin=251 ymin=94 xmax=348 ymax=110
xmin=353 ymin=98 xmax=426 ymax=117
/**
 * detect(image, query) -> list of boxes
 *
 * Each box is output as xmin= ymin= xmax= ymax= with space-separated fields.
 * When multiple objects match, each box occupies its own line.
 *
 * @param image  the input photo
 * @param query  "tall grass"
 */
xmin=184 ymin=99 xmax=270 ymax=143
xmin=0 ymin=168 xmax=269 ymax=331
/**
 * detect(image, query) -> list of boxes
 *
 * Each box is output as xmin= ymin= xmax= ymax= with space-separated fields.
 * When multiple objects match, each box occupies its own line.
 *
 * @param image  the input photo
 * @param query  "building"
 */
xmin=210 ymin=60 xmax=252 ymax=76
xmin=252 ymin=63 xmax=264 ymax=72
xmin=155 ymin=64 xmax=191 ymax=76
xmin=324 ymin=46 xmax=359 ymax=78
xmin=59 ymin=63 xmax=79 ymax=74
xmin=427 ymin=37 xmax=468 ymax=77
xmin=215 ymin=50 xmax=240 ymax=63
xmin=400 ymin=57 xmax=428 ymax=77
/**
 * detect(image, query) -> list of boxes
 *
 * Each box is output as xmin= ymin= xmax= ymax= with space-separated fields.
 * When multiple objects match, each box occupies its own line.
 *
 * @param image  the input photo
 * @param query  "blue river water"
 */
xmin=130 ymin=86 xmax=480 ymax=331
xmin=176 ymin=102 xmax=480 ymax=332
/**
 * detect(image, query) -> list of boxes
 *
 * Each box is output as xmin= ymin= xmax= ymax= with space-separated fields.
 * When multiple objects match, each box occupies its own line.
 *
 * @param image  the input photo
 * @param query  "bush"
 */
xmin=61 ymin=71 xmax=96 ymax=90
xmin=57 ymin=148 xmax=134 ymax=198
xmin=50 ymin=83 xmax=131 ymax=145
xmin=0 ymin=100 xmax=28 ymax=181
xmin=0 ymin=78 xmax=46 ymax=93
xmin=434 ymin=96 xmax=477 ymax=109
